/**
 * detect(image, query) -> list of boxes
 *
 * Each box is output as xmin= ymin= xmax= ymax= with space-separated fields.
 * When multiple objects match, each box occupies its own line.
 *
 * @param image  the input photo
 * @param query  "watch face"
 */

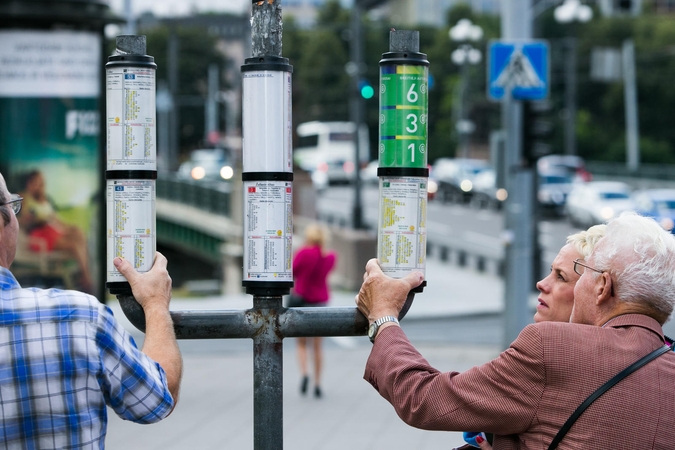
xmin=368 ymin=323 xmax=377 ymax=339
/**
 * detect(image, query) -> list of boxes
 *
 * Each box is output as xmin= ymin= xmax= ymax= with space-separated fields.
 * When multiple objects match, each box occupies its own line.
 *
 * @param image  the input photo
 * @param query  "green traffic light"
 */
xmin=361 ymin=85 xmax=374 ymax=99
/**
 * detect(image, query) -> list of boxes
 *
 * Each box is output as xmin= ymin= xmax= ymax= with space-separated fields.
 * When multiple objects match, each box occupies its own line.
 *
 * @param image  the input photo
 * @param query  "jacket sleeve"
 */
xmin=364 ymin=325 xmax=545 ymax=435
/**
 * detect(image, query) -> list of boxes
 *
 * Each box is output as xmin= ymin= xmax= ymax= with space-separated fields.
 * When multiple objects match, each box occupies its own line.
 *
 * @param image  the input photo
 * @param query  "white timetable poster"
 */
xmin=106 ymin=67 xmax=156 ymax=169
xmin=243 ymin=180 xmax=293 ymax=282
xmin=378 ymin=177 xmax=427 ymax=277
xmin=106 ymin=180 xmax=156 ymax=281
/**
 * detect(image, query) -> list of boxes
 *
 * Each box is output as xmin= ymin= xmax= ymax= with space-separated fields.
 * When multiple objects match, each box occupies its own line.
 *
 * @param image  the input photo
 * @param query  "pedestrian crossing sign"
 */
xmin=487 ymin=40 xmax=549 ymax=101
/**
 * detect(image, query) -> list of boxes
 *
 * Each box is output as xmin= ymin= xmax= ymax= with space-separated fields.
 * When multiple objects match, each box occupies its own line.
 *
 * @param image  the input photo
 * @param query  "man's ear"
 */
xmin=596 ymin=272 xmax=614 ymax=305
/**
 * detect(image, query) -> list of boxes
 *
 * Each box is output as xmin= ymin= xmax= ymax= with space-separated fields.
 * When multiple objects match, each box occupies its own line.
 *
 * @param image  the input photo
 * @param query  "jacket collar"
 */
xmin=602 ymin=313 xmax=664 ymax=340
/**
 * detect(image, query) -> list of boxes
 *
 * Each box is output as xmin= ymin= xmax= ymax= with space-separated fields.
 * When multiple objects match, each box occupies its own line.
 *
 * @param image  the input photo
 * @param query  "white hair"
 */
xmin=592 ymin=212 xmax=675 ymax=323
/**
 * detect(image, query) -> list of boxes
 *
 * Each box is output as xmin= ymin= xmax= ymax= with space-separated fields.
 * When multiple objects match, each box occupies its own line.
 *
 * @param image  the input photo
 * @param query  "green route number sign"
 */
xmin=379 ymin=65 xmax=428 ymax=169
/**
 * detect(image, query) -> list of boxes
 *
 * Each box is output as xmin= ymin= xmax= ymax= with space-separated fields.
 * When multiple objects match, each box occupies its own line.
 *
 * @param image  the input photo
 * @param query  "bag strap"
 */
xmin=547 ymin=343 xmax=673 ymax=450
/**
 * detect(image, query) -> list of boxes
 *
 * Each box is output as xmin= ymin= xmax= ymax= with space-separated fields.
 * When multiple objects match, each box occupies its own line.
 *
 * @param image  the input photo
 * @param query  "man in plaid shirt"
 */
xmin=0 ymin=172 xmax=183 ymax=448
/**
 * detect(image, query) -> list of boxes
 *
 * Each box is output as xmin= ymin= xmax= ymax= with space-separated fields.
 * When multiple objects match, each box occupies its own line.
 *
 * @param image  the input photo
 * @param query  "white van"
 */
xmin=293 ymin=121 xmax=369 ymax=188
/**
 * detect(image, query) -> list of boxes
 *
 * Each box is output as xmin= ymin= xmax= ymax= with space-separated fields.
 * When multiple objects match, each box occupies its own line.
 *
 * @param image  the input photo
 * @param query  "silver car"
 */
xmin=565 ymin=181 xmax=635 ymax=228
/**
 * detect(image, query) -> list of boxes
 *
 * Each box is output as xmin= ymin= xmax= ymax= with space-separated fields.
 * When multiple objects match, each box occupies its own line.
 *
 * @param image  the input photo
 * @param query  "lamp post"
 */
xmin=554 ymin=0 xmax=592 ymax=156
xmin=449 ymin=19 xmax=483 ymax=159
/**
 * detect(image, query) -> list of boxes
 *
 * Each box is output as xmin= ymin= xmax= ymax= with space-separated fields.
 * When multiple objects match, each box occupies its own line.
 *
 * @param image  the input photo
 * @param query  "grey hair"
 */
xmin=592 ymin=212 xmax=675 ymax=323
xmin=0 ymin=180 xmax=10 ymax=227
xmin=567 ymin=224 xmax=607 ymax=260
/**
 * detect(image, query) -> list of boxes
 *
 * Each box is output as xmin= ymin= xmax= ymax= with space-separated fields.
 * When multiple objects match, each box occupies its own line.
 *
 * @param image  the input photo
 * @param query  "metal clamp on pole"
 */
xmin=105 ymin=35 xmax=158 ymax=297
xmin=377 ymin=30 xmax=430 ymax=319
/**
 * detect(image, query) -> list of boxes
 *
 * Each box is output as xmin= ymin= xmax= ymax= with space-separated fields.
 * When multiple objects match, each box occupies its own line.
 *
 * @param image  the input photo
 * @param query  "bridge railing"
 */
xmin=585 ymin=162 xmax=675 ymax=192
xmin=157 ymin=173 xmax=232 ymax=217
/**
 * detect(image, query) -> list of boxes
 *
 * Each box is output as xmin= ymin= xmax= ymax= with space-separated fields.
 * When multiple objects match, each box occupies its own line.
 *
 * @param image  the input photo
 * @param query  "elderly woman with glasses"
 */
xmin=533 ymin=224 xmax=607 ymax=324
xmin=455 ymin=224 xmax=607 ymax=450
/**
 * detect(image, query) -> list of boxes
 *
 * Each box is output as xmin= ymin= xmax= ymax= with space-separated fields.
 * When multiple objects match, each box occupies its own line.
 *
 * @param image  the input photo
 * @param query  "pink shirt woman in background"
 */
xmin=291 ymin=223 xmax=336 ymax=398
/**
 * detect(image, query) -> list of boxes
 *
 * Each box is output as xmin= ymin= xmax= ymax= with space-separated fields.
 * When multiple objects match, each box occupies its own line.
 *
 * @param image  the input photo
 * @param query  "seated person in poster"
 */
xmin=19 ymin=170 xmax=94 ymax=293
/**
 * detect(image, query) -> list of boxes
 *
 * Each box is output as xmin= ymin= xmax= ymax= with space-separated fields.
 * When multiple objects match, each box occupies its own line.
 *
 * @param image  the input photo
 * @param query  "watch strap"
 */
xmin=375 ymin=315 xmax=399 ymax=327
xmin=369 ymin=316 xmax=399 ymax=343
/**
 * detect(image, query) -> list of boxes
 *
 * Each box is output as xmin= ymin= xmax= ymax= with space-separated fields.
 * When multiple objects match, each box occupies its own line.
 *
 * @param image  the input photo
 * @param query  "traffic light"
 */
xmin=522 ymin=100 xmax=554 ymax=167
xmin=359 ymin=79 xmax=374 ymax=99
xmin=609 ymin=0 xmax=639 ymax=15
xmin=617 ymin=0 xmax=632 ymax=10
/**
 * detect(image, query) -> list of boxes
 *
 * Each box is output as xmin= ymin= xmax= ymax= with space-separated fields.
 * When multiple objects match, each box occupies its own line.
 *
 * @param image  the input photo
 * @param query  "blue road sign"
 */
xmin=488 ymin=40 xmax=549 ymax=101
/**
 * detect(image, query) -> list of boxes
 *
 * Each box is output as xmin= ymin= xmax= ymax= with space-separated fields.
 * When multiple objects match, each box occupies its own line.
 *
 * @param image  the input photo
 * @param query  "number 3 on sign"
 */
xmin=406 ymin=113 xmax=418 ymax=133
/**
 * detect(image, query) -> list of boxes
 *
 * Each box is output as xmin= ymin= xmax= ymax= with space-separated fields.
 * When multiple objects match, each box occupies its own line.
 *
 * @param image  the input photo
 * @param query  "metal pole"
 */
xmin=564 ymin=37 xmax=577 ymax=156
xmin=501 ymin=0 xmax=534 ymax=349
xmin=168 ymin=31 xmax=179 ymax=171
xmin=249 ymin=2 xmax=285 ymax=448
xmin=205 ymin=64 xmax=219 ymax=143
xmin=623 ymin=39 xmax=640 ymax=172
xmin=252 ymin=297 xmax=283 ymax=450
xmin=124 ymin=0 xmax=136 ymax=35
xmin=459 ymin=60 xmax=470 ymax=159
xmin=350 ymin=3 xmax=365 ymax=229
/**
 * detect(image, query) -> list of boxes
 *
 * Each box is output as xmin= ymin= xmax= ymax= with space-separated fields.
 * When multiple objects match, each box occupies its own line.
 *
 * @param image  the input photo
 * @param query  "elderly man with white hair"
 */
xmin=357 ymin=212 xmax=675 ymax=449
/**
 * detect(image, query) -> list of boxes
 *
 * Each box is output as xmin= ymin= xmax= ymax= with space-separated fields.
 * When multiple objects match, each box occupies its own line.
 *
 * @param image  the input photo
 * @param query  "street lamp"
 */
xmin=554 ymin=0 xmax=593 ymax=155
xmin=449 ymin=19 xmax=483 ymax=159
xmin=554 ymin=0 xmax=592 ymax=22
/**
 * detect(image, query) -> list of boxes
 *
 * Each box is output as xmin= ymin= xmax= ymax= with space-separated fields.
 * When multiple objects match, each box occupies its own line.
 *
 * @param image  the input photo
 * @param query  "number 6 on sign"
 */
xmin=407 ymin=83 xmax=418 ymax=102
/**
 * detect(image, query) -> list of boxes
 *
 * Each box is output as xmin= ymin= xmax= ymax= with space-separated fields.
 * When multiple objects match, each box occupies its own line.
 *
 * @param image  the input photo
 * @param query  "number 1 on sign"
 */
xmin=408 ymin=143 xmax=415 ymax=163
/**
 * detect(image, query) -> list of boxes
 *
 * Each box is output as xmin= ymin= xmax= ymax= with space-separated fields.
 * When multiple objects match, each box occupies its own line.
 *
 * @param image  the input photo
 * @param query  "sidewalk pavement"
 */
xmin=104 ymin=257 xmax=506 ymax=450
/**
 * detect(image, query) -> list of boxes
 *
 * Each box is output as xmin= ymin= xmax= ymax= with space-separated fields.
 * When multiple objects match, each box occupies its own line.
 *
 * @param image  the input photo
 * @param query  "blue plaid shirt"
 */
xmin=0 ymin=267 xmax=174 ymax=449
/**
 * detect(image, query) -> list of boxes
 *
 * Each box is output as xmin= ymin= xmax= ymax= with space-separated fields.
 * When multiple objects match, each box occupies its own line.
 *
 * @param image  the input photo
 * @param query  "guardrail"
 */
xmin=157 ymin=173 xmax=232 ymax=216
xmin=586 ymin=161 xmax=675 ymax=189
xmin=155 ymin=173 xmax=238 ymax=264
xmin=156 ymin=161 xmax=673 ymax=278
xmin=317 ymin=206 xmax=506 ymax=277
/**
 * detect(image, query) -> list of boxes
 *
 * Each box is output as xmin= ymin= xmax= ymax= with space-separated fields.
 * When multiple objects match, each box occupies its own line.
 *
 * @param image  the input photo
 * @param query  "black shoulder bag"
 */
xmin=548 ymin=342 xmax=674 ymax=450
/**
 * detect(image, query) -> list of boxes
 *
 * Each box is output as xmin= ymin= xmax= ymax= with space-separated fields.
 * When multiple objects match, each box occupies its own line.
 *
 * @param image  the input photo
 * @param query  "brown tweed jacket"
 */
xmin=364 ymin=314 xmax=675 ymax=449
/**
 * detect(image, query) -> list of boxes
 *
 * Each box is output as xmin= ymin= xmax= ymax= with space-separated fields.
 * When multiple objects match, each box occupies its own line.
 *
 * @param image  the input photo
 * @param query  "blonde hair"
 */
xmin=304 ymin=223 xmax=329 ymax=248
xmin=566 ymin=224 xmax=607 ymax=260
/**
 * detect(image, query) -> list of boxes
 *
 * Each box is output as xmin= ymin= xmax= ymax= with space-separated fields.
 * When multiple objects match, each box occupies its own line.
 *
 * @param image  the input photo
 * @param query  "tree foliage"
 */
xmin=539 ymin=8 xmax=675 ymax=163
xmin=119 ymin=3 xmax=675 ymax=165
xmin=132 ymin=25 xmax=228 ymax=156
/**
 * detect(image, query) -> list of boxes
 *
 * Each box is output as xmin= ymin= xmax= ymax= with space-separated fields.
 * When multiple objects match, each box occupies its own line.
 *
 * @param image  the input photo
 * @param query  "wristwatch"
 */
xmin=368 ymin=316 xmax=399 ymax=343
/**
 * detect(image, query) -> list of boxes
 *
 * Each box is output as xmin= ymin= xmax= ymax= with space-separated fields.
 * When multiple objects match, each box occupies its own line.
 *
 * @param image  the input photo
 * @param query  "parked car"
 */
xmin=537 ymin=154 xmax=592 ymax=182
xmin=311 ymin=159 xmax=355 ymax=190
xmin=565 ymin=181 xmax=635 ymax=228
xmin=632 ymin=189 xmax=675 ymax=233
xmin=432 ymin=158 xmax=489 ymax=204
xmin=426 ymin=170 xmax=439 ymax=201
xmin=537 ymin=170 xmax=574 ymax=216
xmin=178 ymin=148 xmax=234 ymax=182
xmin=359 ymin=160 xmax=379 ymax=185
xmin=468 ymin=169 xmax=507 ymax=210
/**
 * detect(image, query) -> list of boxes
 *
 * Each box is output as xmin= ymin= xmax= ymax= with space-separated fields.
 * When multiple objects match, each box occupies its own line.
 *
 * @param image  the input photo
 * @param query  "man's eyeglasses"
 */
xmin=1 ymin=194 xmax=22 ymax=215
xmin=573 ymin=259 xmax=604 ymax=276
